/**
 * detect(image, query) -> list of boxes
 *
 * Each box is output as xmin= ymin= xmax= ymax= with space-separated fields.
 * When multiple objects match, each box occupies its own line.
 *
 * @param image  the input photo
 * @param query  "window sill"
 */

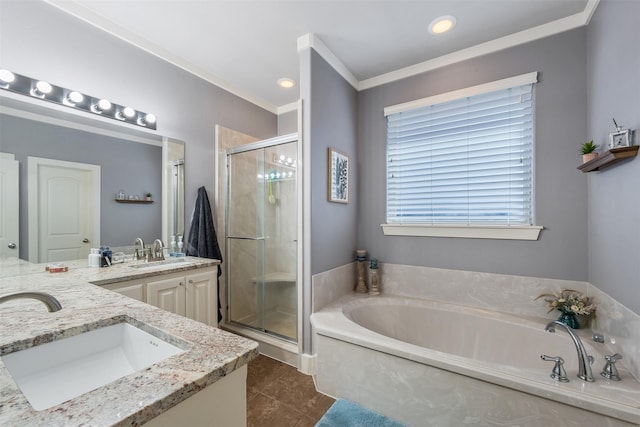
xmin=380 ymin=224 xmax=543 ymax=241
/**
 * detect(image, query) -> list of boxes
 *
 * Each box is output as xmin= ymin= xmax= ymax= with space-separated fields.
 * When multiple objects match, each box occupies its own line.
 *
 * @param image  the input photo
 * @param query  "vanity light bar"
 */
xmin=0 ymin=69 xmax=157 ymax=130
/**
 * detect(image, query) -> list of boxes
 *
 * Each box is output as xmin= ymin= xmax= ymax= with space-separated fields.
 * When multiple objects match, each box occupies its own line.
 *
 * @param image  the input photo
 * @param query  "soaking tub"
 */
xmin=310 ymin=294 xmax=640 ymax=426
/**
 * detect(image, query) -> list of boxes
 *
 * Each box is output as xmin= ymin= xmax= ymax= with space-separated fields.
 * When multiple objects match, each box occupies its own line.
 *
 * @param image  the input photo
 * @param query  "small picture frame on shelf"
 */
xmin=608 ymin=129 xmax=632 ymax=149
xmin=328 ymin=148 xmax=349 ymax=203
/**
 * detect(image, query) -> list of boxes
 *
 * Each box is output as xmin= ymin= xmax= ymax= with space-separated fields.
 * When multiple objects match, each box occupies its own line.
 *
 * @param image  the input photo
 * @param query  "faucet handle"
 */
xmin=541 ymin=355 xmax=569 ymax=382
xmin=601 ymin=353 xmax=623 ymax=381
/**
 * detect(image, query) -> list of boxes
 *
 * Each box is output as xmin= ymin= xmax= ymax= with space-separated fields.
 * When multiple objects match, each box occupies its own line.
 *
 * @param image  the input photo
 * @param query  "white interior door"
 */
xmin=28 ymin=157 xmax=100 ymax=263
xmin=0 ymin=153 xmax=19 ymax=258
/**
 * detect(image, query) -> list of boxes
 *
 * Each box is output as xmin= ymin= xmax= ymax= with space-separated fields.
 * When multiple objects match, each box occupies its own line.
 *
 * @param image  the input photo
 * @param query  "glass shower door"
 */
xmin=226 ymin=139 xmax=297 ymax=342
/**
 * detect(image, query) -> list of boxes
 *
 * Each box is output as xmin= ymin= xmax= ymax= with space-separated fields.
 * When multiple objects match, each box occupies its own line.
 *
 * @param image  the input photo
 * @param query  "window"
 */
xmin=383 ymin=73 xmax=542 ymax=240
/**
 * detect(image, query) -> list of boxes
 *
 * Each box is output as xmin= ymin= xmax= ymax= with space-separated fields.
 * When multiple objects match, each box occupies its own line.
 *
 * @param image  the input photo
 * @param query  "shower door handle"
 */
xmin=226 ymin=236 xmax=265 ymax=241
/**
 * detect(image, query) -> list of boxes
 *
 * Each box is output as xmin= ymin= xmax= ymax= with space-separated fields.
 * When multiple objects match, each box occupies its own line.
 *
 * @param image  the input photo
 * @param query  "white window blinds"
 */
xmin=386 ymin=75 xmax=536 ymax=226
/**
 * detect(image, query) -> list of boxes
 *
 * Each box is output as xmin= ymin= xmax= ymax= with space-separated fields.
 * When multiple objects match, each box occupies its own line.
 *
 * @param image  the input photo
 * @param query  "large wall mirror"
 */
xmin=0 ymin=94 xmax=184 ymax=265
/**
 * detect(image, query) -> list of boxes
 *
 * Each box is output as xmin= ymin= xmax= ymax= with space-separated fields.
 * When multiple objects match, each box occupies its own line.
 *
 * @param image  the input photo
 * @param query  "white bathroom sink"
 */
xmin=2 ymin=322 xmax=185 ymax=410
xmin=128 ymin=258 xmax=187 ymax=269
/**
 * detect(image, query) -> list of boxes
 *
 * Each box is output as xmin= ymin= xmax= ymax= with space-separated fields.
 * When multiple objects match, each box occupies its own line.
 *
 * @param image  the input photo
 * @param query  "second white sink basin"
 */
xmin=2 ymin=321 xmax=185 ymax=410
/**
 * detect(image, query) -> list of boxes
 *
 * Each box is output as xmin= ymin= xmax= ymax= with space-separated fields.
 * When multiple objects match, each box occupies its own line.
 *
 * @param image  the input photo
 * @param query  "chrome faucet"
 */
xmin=133 ymin=237 xmax=146 ymax=260
xmin=0 ymin=291 xmax=62 ymax=312
xmin=545 ymin=320 xmax=594 ymax=382
xmin=150 ymin=239 xmax=165 ymax=261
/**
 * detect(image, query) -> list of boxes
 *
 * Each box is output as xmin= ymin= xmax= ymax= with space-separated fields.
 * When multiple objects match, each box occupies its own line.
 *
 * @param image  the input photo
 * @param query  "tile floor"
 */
xmin=247 ymin=354 xmax=335 ymax=427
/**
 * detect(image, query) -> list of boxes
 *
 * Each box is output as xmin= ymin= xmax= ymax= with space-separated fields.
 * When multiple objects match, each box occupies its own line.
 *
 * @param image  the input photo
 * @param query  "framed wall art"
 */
xmin=328 ymin=148 xmax=349 ymax=203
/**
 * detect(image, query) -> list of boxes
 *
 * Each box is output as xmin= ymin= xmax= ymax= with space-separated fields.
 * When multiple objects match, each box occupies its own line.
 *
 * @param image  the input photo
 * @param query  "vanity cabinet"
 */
xmin=103 ymin=267 xmax=217 ymax=327
xmin=102 ymin=280 xmax=145 ymax=302
xmin=147 ymin=276 xmax=187 ymax=317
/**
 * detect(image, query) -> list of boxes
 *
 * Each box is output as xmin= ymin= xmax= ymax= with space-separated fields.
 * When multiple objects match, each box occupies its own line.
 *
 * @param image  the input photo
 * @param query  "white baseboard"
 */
xmin=299 ymin=352 xmax=317 ymax=375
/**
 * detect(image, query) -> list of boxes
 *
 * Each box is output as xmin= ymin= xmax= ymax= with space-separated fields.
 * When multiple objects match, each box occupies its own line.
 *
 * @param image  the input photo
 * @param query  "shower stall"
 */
xmin=225 ymin=135 xmax=298 ymax=343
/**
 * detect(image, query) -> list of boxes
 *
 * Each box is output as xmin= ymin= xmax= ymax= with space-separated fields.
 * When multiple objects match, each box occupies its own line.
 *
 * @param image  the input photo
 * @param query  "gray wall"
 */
xmin=309 ymin=51 xmax=359 ymax=275
xmin=357 ymin=28 xmax=589 ymax=281
xmin=0 ymin=1 xmax=277 ymax=244
xmin=587 ymin=0 xmax=640 ymax=314
xmin=1 ymin=114 xmax=162 ymax=257
xmin=278 ymin=110 xmax=298 ymax=135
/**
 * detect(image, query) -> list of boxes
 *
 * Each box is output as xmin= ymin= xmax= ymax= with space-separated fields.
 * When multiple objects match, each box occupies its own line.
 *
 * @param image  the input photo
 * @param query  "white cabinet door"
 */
xmin=185 ymin=270 xmax=217 ymax=327
xmin=114 ymin=283 xmax=145 ymax=301
xmin=102 ymin=279 xmax=145 ymax=302
xmin=147 ymin=276 xmax=186 ymax=316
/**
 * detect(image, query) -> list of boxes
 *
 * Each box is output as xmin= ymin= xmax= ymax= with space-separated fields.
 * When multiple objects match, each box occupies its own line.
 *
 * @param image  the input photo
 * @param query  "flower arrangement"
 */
xmin=535 ymin=289 xmax=595 ymax=315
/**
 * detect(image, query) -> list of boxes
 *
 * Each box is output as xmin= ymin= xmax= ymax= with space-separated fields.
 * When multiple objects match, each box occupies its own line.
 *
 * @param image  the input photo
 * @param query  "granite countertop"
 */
xmin=0 ymin=258 xmax=258 ymax=426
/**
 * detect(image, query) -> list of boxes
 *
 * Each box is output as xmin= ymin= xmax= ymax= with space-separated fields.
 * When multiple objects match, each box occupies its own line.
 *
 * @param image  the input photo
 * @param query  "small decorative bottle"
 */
xmin=368 ymin=258 xmax=380 ymax=296
xmin=355 ymin=249 xmax=368 ymax=293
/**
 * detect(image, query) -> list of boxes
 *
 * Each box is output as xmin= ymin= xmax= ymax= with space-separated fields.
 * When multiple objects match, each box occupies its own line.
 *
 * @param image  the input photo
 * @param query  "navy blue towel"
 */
xmin=186 ymin=186 xmax=223 ymax=323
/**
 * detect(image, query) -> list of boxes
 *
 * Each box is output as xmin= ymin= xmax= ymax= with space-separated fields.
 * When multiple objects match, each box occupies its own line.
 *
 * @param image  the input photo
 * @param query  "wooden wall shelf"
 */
xmin=577 ymin=146 xmax=639 ymax=173
xmin=115 ymin=199 xmax=153 ymax=204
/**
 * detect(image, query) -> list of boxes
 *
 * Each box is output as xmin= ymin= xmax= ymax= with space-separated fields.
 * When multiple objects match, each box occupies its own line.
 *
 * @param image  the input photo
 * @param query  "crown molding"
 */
xmin=297 ymin=33 xmax=359 ymax=90
xmin=277 ymin=102 xmax=299 ymax=115
xmin=359 ymin=1 xmax=600 ymax=91
xmin=43 ymin=0 xmax=278 ymax=114
xmin=43 ymin=0 xmax=600 ymax=112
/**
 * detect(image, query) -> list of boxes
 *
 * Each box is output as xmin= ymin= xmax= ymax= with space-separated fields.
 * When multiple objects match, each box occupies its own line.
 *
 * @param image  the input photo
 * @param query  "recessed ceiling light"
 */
xmin=429 ymin=15 xmax=456 ymax=35
xmin=277 ymin=78 xmax=296 ymax=89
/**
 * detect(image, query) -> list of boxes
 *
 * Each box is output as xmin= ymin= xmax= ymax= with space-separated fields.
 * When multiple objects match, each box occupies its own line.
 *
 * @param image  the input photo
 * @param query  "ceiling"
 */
xmin=44 ymin=0 xmax=594 ymax=113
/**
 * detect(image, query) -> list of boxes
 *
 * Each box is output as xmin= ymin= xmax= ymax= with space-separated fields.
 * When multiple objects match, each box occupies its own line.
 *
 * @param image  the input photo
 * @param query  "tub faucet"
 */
xmin=545 ymin=320 xmax=594 ymax=382
xmin=0 ymin=291 xmax=62 ymax=312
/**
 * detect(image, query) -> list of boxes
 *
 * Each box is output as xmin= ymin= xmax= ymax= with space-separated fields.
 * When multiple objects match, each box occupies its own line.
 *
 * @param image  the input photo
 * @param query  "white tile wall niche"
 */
xmin=311 ymin=262 xmax=640 ymax=381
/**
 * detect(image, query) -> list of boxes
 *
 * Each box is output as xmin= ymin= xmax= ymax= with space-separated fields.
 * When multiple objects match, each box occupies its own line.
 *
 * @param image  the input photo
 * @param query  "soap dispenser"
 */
xmin=170 ymin=235 xmax=176 ymax=256
xmin=177 ymin=235 xmax=184 ymax=254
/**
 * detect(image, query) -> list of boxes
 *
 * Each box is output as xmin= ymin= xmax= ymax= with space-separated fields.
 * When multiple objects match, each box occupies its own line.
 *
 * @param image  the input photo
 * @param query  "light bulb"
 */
xmin=0 ymin=69 xmax=15 ymax=85
xmin=64 ymin=91 xmax=84 ymax=106
xmin=31 ymin=80 xmax=52 ymax=97
xmin=123 ymin=107 xmax=136 ymax=118
xmin=144 ymin=113 xmax=156 ymax=124
xmin=92 ymin=99 xmax=112 ymax=113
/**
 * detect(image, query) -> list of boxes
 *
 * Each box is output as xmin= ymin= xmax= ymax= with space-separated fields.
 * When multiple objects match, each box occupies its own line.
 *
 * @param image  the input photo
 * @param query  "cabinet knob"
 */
xmin=188 ymin=279 xmax=194 ymax=284
xmin=179 ymin=281 xmax=184 ymax=286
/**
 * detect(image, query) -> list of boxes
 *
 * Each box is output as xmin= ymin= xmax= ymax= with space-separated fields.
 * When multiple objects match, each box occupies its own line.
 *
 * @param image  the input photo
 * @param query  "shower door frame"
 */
xmin=224 ymin=133 xmax=300 ymax=344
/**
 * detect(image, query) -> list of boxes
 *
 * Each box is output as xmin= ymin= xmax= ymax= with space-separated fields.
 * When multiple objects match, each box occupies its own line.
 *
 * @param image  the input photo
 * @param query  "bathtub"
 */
xmin=311 ymin=294 xmax=640 ymax=426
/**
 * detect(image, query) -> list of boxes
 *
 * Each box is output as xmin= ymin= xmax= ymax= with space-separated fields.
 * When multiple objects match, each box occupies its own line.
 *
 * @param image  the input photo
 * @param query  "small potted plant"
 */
xmin=145 ymin=192 xmax=152 ymax=201
xmin=580 ymin=140 xmax=599 ymax=163
xmin=535 ymin=289 xmax=595 ymax=329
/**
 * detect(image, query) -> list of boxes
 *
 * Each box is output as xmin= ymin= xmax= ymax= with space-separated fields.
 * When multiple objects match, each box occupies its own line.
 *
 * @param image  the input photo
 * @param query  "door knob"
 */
xmin=8 ymin=243 xmax=16 ymax=249
xmin=83 ymin=238 xmax=90 ymax=243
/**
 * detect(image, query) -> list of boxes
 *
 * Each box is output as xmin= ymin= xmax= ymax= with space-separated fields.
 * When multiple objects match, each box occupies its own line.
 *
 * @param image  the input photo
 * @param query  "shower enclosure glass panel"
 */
xmin=226 ymin=140 xmax=297 ymax=342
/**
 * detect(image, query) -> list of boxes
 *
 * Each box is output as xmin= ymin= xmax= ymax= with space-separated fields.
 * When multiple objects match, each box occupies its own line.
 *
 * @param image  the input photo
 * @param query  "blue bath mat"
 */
xmin=315 ymin=398 xmax=407 ymax=427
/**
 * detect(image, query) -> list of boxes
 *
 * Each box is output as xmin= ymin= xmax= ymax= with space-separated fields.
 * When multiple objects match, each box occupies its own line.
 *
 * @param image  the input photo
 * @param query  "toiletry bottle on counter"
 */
xmin=170 ymin=235 xmax=176 ymax=256
xmin=177 ymin=235 xmax=184 ymax=254
xmin=99 ymin=246 xmax=112 ymax=267
xmin=88 ymin=248 xmax=101 ymax=267
xmin=369 ymin=258 xmax=380 ymax=296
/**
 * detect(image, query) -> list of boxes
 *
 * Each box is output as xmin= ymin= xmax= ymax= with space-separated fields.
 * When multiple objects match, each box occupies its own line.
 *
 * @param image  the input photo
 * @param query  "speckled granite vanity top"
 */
xmin=0 ymin=257 xmax=258 ymax=426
